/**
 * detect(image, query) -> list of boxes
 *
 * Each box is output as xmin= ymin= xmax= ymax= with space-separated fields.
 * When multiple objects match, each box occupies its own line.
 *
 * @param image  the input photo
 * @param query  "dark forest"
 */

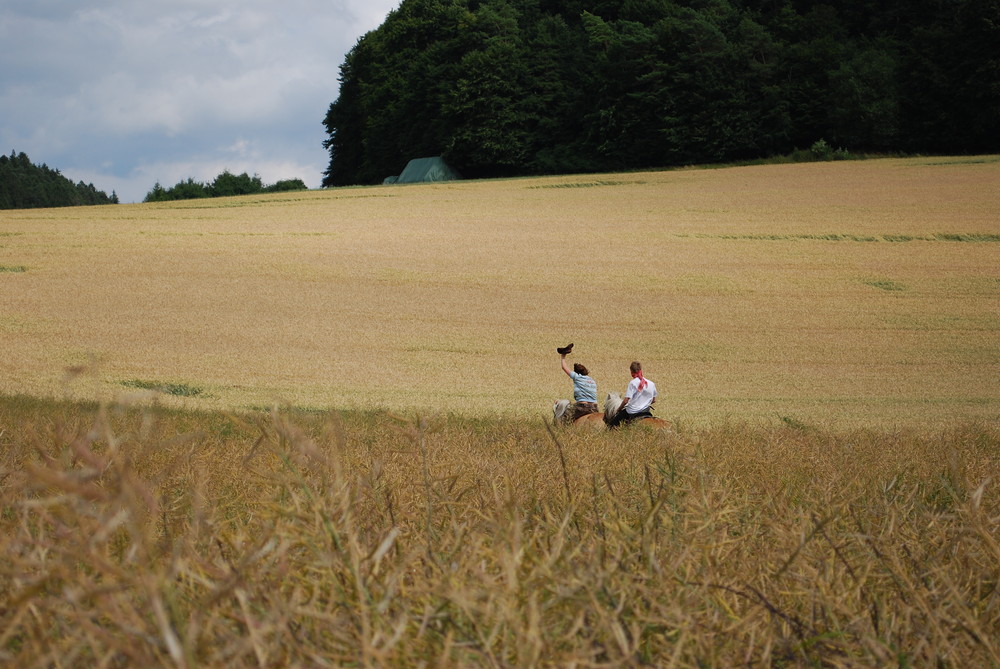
xmin=0 ymin=152 xmax=118 ymax=209
xmin=323 ymin=0 xmax=1000 ymax=186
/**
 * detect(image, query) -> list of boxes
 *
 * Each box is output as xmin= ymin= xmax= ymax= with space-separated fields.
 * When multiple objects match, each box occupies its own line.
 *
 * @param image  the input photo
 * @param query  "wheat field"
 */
xmin=1 ymin=156 xmax=999 ymax=426
xmin=2 ymin=158 xmax=1000 ymax=666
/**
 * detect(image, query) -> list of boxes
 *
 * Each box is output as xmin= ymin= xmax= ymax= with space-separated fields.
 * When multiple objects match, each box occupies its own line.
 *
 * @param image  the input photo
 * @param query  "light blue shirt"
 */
xmin=570 ymin=371 xmax=598 ymax=403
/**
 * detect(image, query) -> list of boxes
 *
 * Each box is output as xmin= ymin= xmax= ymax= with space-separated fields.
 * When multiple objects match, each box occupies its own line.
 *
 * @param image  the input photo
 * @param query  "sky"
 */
xmin=0 ymin=0 xmax=400 ymax=203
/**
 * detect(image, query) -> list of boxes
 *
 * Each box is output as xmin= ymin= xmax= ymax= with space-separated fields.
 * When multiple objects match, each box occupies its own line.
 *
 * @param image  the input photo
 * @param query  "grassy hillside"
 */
xmin=0 ymin=157 xmax=998 ymax=428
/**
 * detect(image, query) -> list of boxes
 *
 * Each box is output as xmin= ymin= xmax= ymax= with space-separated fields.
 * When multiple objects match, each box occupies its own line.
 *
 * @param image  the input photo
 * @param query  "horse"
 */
xmin=553 ymin=394 xmax=670 ymax=430
xmin=552 ymin=399 xmax=606 ymax=429
xmin=604 ymin=393 xmax=672 ymax=430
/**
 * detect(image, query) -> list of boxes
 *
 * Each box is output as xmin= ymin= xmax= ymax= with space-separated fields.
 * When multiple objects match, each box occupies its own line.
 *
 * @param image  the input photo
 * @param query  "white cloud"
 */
xmin=0 ymin=0 xmax=400 ymax=203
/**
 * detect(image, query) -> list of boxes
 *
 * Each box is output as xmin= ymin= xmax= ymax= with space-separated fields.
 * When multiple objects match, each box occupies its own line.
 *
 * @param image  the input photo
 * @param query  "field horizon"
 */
xmin=1 ymin=156 xmax=998 ymax=429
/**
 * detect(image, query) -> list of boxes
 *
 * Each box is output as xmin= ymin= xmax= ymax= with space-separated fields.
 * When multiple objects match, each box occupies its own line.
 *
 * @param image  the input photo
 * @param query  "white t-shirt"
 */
xmin=625 ymin=376 xmax=657 ymax=414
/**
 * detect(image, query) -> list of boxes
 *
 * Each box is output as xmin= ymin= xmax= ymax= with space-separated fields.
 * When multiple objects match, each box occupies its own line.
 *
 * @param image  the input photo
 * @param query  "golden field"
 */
xmin=2 ymin=158 xmax=1000 ymax=666
xmin=1 ymin=156 xmax=999 ymax=427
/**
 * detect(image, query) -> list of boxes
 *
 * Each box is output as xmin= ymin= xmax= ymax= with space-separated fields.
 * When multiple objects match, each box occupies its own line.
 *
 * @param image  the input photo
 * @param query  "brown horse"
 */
xmin=604 ymin=393 xmax=672 ymax=430
xmin=552 ymin=399 xmax=606 ymax=429
xmin=554 ymin=396 xmax=670 ymax=430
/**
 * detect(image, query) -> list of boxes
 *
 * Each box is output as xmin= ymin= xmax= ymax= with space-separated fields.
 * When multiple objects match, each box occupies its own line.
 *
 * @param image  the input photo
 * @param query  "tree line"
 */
xmin=143 ymin=172 xmax=307 ymax=202
xmin=0 ymin=152 xmax=118 ymax=209
xmin=322 ymin=0 xmax=1000 ymax=186
xmin=0 ymin=152 xmax=309 ymax=209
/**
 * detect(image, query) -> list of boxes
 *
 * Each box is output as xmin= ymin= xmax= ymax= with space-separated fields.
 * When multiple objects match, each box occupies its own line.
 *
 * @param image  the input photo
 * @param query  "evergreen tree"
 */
xmin=0 ymin=152 xmax=117 ymax=209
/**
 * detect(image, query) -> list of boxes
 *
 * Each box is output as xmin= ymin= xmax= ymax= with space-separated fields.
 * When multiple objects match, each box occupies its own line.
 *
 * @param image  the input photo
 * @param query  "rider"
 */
xmin=559 ymin=348 xmax=599 ymax=421
xmin=606 ymin=361 xmax=657 ymax=428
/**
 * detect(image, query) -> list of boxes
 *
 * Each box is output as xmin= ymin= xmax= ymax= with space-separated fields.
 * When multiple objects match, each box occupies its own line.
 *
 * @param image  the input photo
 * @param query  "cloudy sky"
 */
xmin=0 ymin=0 xmax=400 ymax=202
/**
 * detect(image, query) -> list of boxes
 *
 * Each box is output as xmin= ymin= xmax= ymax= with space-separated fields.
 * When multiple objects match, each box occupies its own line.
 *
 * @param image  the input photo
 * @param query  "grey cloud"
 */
xmin=1 ymin=0 xmax=399 ymax=202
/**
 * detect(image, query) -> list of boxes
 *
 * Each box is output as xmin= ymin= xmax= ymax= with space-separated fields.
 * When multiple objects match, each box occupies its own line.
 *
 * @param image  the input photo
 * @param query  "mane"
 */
xmin=604 ymin=392 xmax=622 ymax=421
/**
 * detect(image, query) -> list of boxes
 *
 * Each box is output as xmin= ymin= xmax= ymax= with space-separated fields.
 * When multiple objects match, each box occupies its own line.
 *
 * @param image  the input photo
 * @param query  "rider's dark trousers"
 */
xmin=606 ymin=408 xmax=653 ymax=428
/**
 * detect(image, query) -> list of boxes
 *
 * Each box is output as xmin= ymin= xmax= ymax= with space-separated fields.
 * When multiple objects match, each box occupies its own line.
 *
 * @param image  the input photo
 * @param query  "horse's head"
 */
xmin=604 ymin=392 xmax=622 ymax=421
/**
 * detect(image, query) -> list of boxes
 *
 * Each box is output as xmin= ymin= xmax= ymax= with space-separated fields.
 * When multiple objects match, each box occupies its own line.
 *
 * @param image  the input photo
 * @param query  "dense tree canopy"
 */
xmin=0 ymin=152 xmax=118 ymax=209
xmin=323 ymin=0 xmax=1000 ymax=186
xmin=143 ymin=172 xmax=308 ymax=202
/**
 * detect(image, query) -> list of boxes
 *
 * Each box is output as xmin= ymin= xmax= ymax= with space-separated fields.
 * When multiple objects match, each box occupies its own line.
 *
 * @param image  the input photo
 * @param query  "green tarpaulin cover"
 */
xmin=385 ymin=156 xmax=461 ymax=184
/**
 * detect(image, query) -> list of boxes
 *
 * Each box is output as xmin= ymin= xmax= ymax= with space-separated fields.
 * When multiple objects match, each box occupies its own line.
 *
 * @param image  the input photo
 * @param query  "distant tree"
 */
xmin=264 ymin=178 xmax=308 ymax=192
xmin=441 ymin=1 xmax=533 ymax=177
xmin=143 ymin=178 xmax=211 ymax=202
xmin=171 ymin=178 xmax=210 ymax=200
xmin=322 ymin=0 xmax=472 ymax=185
xmin=0 ymin=151 xmax=117 ymax=209
xmin=144 ymin=182 xmax=169 ymax=202
xmin=899 ymin=0 xmax=1000 ymax=153
xmin=827 ymin=38 xmax=901 ymax=150
xmin=209 ymin=171 xmax=264 ymax=198
xmin=143 ymin=171 xmax=306 ymax=202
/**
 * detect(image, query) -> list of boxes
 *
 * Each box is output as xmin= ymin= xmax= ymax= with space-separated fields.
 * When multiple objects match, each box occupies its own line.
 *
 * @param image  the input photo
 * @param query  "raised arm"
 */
xmin=560 ymin=354 xmax=572 ymax=376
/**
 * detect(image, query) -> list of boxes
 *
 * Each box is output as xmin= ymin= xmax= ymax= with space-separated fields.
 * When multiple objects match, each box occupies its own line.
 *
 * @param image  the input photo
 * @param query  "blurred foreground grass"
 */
xmin=1 ymin=394 xmax=998 ymax=666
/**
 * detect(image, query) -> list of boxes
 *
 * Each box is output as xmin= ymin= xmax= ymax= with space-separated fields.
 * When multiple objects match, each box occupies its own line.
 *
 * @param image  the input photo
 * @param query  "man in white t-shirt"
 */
xmin=606 ymin=361 xmax=657 ymax=428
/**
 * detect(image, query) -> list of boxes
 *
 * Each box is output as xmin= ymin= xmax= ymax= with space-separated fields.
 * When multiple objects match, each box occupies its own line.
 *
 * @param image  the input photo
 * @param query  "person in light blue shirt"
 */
xmin=559 ymin=351 xmax=599 ymax=421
